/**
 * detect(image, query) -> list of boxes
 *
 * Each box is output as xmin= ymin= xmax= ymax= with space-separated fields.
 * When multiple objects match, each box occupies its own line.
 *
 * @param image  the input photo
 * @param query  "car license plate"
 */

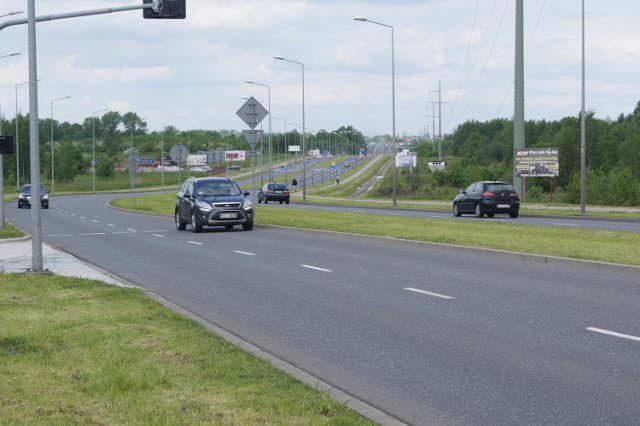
xmin=497 ymin=204 xmax=510 ymax=208
xmin=220 ymin=213 xmax=237 ymax=219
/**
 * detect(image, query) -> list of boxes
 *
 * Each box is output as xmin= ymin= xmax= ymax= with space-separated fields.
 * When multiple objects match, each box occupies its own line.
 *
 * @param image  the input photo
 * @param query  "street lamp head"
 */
xmin=273 ymin=56 xmax=284 ymax=60
xmin=244 ymin=80 xmax=254 ymax=84
xmin=354 ymin=16 xmax=368 ymax=22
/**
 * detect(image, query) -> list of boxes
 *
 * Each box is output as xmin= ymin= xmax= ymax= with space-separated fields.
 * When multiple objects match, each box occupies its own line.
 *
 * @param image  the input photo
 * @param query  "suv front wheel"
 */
xmin=175 ymin=209 xmax=187 ymax=230
xmin=191 ymin=212 xmax=203 ymax=233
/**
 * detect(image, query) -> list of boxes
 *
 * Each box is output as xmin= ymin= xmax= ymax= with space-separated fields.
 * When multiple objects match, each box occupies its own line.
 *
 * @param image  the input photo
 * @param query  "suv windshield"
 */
xmin=195 ymin=182 xmax=240 ymax=197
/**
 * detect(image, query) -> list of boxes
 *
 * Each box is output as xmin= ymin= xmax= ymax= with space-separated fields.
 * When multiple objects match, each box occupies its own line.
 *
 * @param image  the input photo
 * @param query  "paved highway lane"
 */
xmin=7 ymin=194 xmax=640 ymax=425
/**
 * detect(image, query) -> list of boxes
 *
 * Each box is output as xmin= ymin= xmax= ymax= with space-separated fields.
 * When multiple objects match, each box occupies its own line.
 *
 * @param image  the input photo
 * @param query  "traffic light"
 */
xmin=143 ymin=0 xmax=186 ymax=19
xmin=0 ymin=136 xmax=14 ymax=155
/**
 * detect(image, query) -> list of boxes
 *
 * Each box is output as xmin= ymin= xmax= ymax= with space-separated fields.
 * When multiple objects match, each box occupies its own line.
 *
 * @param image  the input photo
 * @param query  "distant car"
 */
xmin=453 ymin=181 xmax=520 ymax=218
xmin=175 ymin=177 xmax=254 ymax=233
xmin=227 ymin=165 xmax=241 ymax=170
xmin=17 ymin=184 xmax=49 ymax=209
xmin=257 ymin=183 xmax=290 ymax=204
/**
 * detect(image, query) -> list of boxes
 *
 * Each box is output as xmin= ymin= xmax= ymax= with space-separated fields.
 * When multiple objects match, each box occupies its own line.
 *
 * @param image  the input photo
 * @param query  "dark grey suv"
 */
xmin=175 ymin=177 xmax=254 ymax=233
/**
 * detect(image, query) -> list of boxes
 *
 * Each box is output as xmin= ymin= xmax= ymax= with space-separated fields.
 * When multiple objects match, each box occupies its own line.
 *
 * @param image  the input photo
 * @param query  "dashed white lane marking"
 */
xmin=143 ymin=230 xmax=168 ymax=233
xmin=80 ymin=217 xmax=86 ymax=220
xmin=404 ymin=287 xmax=455 ymax=300
xmin=301 ymin=264 xmax=332 ymax=272
xmin=108 ymin=224 xmax=115 ymax=227
xmin=234 ymin=251 xmax=256 ymax=256
xmin=152 ymin=234 xmax=165 ymax=238
xmin=92 ymin=220 xmax=99 ymax=223
xmin=48 ymin=234 xmax=73 ymax=237
xmin=587 ymin=327 xmax=640 ymax=343
xmin=187 ymin=241 xmax=203 ymax=245
xmin=79 ymin=232 xmax=106 ymax=236
xmin=112 ymin=231 xmax=136 ymax=234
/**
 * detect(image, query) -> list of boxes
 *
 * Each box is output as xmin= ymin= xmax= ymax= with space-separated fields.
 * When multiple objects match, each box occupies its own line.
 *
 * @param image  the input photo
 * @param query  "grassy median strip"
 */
xmin=0 ymin=274 xmax=374 ymax=425
xmin=112 ymin=194 xmax=640 ymax=266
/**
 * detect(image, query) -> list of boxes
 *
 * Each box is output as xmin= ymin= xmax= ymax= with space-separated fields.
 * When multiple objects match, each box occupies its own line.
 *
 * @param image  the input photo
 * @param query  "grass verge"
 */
xmin=0 ymin=274 xmax=374 ymax=425
xmin=111 ymin=193 xmax=640 ymax=266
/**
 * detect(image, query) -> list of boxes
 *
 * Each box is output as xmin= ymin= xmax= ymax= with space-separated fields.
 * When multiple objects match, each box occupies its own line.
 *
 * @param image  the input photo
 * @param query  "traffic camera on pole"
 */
xmin=143 ymin=0 xmax=186 ymax=19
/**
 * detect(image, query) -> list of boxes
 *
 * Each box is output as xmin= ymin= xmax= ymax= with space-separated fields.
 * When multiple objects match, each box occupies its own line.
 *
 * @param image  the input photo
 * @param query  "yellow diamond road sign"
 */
xmin=236 ymin=96 xmax=269 ymax=130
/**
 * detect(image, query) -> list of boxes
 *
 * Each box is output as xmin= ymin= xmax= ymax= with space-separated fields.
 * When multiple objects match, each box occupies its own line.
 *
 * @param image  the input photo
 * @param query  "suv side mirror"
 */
xmin=244 ymin=191 xmax=250 ymax=197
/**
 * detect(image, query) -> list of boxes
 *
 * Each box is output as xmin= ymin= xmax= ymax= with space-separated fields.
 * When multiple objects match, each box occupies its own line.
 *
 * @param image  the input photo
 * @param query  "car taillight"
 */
xmin=510 ymin=192 xmax=518 ymax=197
xmin=482 ymin=191 xmax=495 ymax=197
xmin=267 ymin=190 xmax=274 ymax=194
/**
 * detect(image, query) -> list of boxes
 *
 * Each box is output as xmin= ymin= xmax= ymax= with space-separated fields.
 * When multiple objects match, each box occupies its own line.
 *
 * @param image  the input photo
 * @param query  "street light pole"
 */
xmin=92 ymin=108 xmax=110 ymax=192
xmin=245 ymin=80 xmax=273 ymax=182
xmin=354 ymin=16 xmax=397 ymax=207
xmin=274 ymin=56 xmax=306 ymax=201
xmin=50 ymin=95 xmax=71 ymax=194
xmin=272 ymin=117 xmax=287 ymax=182
xmin=14 ymin=80 xmax=29 ymax=190
xmin=0 ymin=52 xmax=21 ymax=229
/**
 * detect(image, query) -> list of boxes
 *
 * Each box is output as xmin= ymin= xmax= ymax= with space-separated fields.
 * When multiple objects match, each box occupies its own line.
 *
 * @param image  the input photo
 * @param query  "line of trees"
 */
xmin=0 ymin=111 xmax=365 ymax=187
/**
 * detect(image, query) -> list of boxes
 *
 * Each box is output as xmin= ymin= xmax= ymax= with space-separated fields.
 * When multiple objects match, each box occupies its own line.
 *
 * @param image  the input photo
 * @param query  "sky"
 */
xmin=1 ymin=0 xmax=640 ymax=138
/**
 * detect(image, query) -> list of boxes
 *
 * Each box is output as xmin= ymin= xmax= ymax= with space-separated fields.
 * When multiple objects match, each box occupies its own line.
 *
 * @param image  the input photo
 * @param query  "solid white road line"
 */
xmin=586 ymin=327 xmax=640 ymax=342
xmin=404 ymin=287 xmax=455 ymax=300
xmin=301 ymin=265 xmax=332 ymax=272
xmin=234 ymin=251 xmax=256 ymax=256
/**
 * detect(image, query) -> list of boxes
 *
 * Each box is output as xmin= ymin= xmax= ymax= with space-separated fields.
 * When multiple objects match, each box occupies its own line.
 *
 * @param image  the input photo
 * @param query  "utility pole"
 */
xmin=514 ymin=0 xmax=526 ymax=198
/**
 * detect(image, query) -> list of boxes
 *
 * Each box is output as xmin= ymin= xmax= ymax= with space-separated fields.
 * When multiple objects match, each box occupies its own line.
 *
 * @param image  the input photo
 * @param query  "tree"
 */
xmin=54 ymin=142 xmax=83 ymax=183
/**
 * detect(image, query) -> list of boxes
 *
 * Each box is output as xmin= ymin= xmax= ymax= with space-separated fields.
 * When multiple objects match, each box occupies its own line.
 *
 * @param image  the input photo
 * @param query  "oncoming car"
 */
xmin=175 ymin=177 xmax=254 ymax=233
xmin=453 ymin=181 xmax=520 ymax=218
xmin=17 ymin=184 xmax=49 ymax=209
xmin=257 ymin=183 xmax=290 ymax=204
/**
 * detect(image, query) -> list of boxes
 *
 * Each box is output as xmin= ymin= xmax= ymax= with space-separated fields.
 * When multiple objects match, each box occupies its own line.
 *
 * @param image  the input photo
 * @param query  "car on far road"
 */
xmin=17 ymin=184 xmax=49 ymax=209
xmin=175 ymin=177 xmax=254 ymax=233
xmin=257 ymin=183 xmax=290 ymax=204
xmin=453 ymin=181 xmax=520 ymax=218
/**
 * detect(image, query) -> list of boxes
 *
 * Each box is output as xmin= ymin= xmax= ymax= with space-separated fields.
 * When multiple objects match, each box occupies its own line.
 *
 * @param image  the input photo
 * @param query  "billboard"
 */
xmin=396 ymin=152 xmax=417 ymax=168
xmin=515 ymin=147 xmax=559 ymax=177
xmin=225 ymin=150 xmax=246 ymax=161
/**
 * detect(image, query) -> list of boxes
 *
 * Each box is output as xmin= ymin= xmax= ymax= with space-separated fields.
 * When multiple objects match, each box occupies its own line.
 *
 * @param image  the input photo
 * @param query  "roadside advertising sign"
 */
xmin=225 ymin=150 xmax=246 ymax=161
xmin=515 ymin=147 xmax=559 ymax=177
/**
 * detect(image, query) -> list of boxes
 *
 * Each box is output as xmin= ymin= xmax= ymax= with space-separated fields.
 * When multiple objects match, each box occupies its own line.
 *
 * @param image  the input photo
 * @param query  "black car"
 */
xmin=175 ymin=177 xmax=254 ymax=233
xmin=257 ymin=183 xmax=290 ymax=204
xmin=17 ymin=184 xmax=49 ymax=209
xmin=453 ymin=181 xmax=520 ymax=218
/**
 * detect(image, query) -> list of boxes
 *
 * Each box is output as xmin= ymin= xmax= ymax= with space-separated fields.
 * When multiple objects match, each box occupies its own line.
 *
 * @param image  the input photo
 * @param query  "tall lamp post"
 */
xmin=245 ymin=80 xmax=273 ymax=182
xmin=272 ymin=116 xmax=287 ymax=181
xmin=274 ymin=56 xmax=307 ymax=201
xmin=92 ymin=108 xmax=110 ymax=192
xmin=354 ymin=16 xmax=397 ymax=207
xmin=0 ymin=52 xmax=21 ymax=229
xmin=14 ymin=80 xmax=30 ymax=190
xmin=50 ymin=95 xmax=71 ymax=194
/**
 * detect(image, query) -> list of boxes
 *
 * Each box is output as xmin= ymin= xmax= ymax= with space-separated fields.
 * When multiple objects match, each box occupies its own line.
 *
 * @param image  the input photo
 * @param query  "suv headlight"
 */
xmin=195 ymin=201 xmax=212 ymax=212
xmin=42 ymin=194 xmax=49 ymax=200
xmin=243 ymin=199 xmax=253 ymax=210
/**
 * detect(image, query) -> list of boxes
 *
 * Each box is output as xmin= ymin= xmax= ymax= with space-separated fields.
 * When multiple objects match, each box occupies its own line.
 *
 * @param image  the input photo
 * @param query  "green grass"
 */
xmin=0 ymin=222 xmax=24 ymax=239
xmin=112 ymin=193 xmax=640 ymax=266
xmin=0 ymin=274 xmax=374 ymax=425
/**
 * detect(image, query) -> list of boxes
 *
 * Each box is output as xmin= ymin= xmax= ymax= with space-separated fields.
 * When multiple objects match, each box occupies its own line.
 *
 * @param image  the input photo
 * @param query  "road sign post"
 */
xmin=237 ymin=97 xmax=268 ymax=206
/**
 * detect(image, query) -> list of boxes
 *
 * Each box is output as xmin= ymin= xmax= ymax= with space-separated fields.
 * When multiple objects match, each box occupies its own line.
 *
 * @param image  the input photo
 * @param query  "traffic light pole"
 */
xmin=0 ymin=3 xmax=158 ymax=32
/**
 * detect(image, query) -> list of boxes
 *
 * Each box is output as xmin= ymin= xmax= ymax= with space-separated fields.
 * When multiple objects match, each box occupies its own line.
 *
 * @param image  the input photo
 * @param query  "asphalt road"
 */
xmin=7 ymin=194 xmax=640 ymax=425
